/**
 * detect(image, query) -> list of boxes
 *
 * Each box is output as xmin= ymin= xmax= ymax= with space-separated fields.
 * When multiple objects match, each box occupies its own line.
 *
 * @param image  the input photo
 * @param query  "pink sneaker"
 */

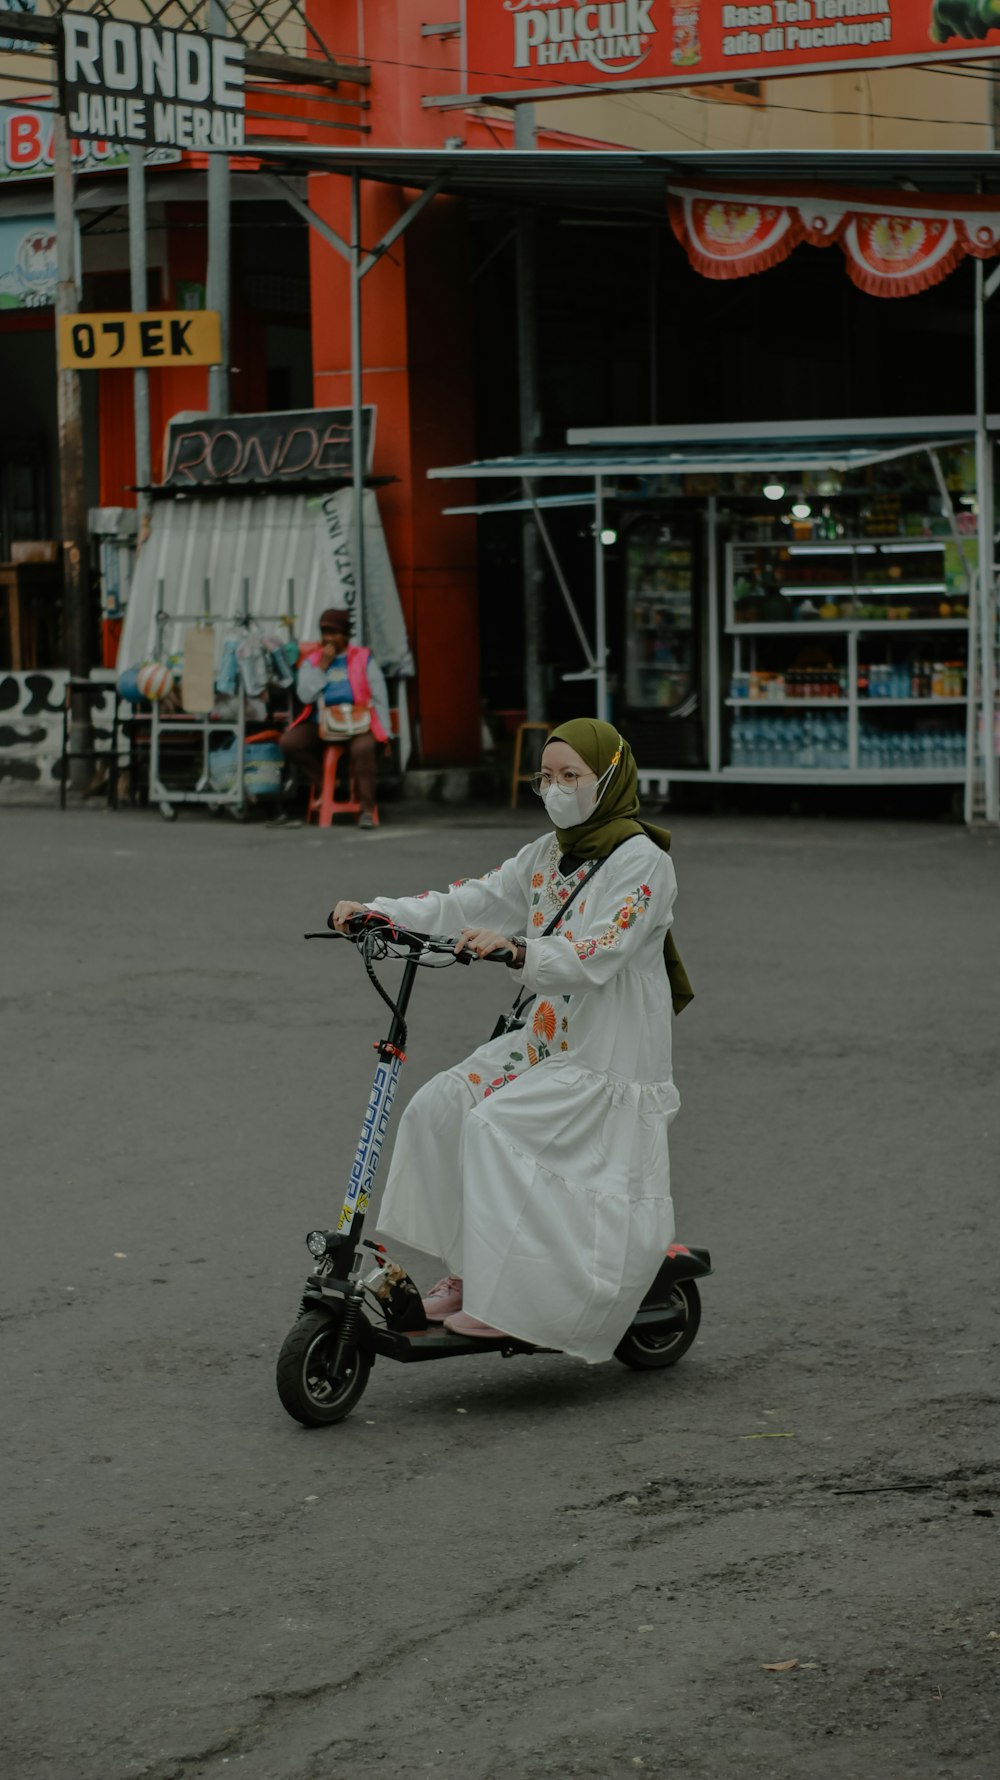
xmin=422 ymin=1275 xmax=463 ymax=1321
xmin=443 ymin=1310 xmax=511 ymax=1340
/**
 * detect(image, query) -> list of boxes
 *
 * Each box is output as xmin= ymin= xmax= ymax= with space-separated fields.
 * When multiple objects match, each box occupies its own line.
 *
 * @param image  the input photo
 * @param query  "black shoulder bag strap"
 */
xmin=489 ymin=855 xmax=606 ymax=1040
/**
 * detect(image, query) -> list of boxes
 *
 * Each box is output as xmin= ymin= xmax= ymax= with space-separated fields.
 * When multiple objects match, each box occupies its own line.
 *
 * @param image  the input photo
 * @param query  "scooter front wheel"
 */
xmin=614 ymin=1280 xmax=702 ymax=1371
xmin=276 ymin=1308 xmax=372 ymax=1427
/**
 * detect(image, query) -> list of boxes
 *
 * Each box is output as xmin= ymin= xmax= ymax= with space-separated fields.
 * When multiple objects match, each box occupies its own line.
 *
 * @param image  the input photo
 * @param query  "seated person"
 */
xmin=278 ymin=606 xmax=390 ymax=828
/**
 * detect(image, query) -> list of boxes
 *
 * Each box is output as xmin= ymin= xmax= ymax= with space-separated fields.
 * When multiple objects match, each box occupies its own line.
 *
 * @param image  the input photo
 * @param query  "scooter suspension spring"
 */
xmin=329 ymin=1296 xmax=363 ymax=1380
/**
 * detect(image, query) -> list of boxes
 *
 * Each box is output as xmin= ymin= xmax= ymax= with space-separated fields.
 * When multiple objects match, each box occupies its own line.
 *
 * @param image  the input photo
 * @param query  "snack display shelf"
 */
xmin=780 ymin=582 xmax=947 ymax=597
xmin=726 ymin=696 xmax=850 ymax=707
xmin=721 ymin=767 xmax=966 ymax=784
xmin=730 ymin=619 xmax=967 ymax=635
xmin=726 ymin=696 xmax=967 ymax=708
xmin=723 ymin=535 xmax=973 ymax=785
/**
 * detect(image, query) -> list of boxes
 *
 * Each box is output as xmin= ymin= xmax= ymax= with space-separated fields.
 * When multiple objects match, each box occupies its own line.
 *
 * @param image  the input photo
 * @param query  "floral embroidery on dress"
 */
xmin=451 ymin=867 xmax=500 ymax=892
xmin=538 ymin=839 xmax=589 ymax=915
xmin=525 ymin=1000 xmax=558 ymax=1066
xmin=572 ymin=883 xmax=653 ymax=960
xmin=481 ymin=1044 xmax=524 ymax=1096
xmin=467 ymin=1072 xmax=481 ymax=1085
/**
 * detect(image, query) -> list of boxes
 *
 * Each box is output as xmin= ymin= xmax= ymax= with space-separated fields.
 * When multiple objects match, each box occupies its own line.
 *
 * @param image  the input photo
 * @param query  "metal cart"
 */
xmin=149 ymin=587 xmax=293 ymax=822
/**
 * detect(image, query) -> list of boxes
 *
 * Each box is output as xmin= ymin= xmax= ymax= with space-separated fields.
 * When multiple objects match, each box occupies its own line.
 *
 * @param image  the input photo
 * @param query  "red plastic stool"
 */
xmin=306 ymin=741 xmax=379 ymax=828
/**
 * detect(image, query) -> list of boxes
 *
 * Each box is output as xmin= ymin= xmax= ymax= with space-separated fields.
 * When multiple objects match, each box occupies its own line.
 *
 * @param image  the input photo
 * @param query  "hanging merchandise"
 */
xmin=263 ymin=636 xmax=294 ymax=688
xmin=181 ymin=625 xmax=216 ymax=716
xmin=237 ymin=636 xmax=269 ymax=698
xmin=135 ymin=660 xmax=174 ymax=702
xmin=117 ymin=663 xmax=146 ymax=706
xmin=217 ymin=637 xmax=239 ymax=697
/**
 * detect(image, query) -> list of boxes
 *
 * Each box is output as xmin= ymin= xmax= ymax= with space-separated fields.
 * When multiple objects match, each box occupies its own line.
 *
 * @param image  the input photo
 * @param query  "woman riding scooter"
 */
xmin=331 ymin=719 xmax=693 ymax=1365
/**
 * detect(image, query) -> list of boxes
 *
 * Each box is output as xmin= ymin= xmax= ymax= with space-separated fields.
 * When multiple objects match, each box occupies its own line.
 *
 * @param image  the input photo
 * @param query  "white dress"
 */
xmin=369 ymin=832 xmax=681 ymax=1363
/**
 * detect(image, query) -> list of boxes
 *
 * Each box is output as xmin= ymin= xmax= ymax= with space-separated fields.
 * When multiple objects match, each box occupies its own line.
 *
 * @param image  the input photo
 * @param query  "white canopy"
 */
xmin=118 ymin=487 xmax=413 ymax=676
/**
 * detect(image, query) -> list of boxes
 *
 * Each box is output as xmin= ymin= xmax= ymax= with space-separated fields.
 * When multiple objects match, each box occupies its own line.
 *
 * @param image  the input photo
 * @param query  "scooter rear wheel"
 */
xmin=276 ymin=1308 xmax=372 ymax=1426
xmin=614 ymin=1280 xmax=701 ymax=1371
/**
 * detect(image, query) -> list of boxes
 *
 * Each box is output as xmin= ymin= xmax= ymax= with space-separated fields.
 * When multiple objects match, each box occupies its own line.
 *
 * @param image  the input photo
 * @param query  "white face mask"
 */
xmin=541 ymin=743 xmax=623 ymax=830
xmin=542 ymin=780 xmax=588 ymax=828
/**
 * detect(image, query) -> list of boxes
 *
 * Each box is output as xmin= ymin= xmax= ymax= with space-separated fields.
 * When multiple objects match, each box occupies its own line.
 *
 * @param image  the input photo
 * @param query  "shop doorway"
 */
xmin=0 ymin=323 xmax=56 ymax=562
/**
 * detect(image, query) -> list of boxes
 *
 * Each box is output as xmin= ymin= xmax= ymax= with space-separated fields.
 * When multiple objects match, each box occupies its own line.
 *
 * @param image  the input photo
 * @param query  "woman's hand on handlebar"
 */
xmin=455 ymin=927 xmax=518 ymax=961
xmin=330 ymin=899 xmax=368 ymax=932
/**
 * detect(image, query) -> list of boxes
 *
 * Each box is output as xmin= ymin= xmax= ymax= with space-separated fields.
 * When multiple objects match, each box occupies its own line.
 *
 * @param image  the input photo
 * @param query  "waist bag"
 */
xmin=489 ymin=857 xmax=605 ymax=1041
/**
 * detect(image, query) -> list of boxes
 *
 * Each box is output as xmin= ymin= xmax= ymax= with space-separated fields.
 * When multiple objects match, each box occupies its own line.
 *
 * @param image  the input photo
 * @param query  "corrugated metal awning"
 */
xmin=225 ymin=146 xmax=1000 ymax=213
xmin=427 ymin=421 xmax=980 ymax=484
xmin=118 ymin=490 xmax=412 ymax=677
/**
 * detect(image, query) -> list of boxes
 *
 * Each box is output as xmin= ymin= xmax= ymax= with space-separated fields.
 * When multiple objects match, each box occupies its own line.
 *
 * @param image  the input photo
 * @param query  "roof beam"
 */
xmin=265 ymin=173 xmax=448 ymax=277
xmin=263 ymin=174 xmax=351 ymax=262
xmin=359 ymin=177 xmax=445 ymax=277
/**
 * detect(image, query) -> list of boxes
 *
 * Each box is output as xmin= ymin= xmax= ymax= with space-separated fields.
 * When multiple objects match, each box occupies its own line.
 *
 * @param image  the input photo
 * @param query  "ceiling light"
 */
xmin=763 ymin=483 xmax=785 ymax=501
xmin=791 ymin=501 xmax=812 ymax=520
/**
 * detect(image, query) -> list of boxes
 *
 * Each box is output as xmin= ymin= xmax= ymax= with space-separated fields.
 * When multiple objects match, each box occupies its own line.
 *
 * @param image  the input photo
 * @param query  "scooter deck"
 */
xmin=370 ymin=1324 xmax=552 ymax=1363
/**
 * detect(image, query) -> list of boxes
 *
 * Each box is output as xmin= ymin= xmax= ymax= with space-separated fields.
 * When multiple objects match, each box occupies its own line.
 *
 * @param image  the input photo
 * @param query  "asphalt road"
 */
xmin=3 ymin=801 xmax=998 ymax=1780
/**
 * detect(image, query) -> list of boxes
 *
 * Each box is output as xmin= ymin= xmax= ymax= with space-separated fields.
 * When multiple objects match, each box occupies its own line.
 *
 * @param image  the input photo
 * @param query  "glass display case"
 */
xmin=624 ymin=518 xmax=696 ymax=713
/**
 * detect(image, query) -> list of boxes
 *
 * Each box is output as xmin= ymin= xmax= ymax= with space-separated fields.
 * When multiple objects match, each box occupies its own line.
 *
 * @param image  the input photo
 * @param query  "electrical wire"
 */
xmin=242 ymin=26 xmax=1000 ymax=138
xmin=0 ymin=36 xmax=994 ymax=141
xmin=574 ymin=75 xmax=993 ymax=133
xmin=296 ymin=36 xmax=1000 ymax=134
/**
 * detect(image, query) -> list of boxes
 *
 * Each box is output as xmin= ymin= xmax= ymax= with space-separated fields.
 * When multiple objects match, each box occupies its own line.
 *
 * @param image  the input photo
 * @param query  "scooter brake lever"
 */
xmin=445 ymin=941 xmax=514 ymax=965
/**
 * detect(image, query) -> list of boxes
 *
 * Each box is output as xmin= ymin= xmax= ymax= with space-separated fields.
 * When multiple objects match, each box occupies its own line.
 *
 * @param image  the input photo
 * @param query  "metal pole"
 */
xmin=350 ymin=171 xmax=365 ymax=640
xmin=649 ymin=228 xmax=659 ymax=427
xmin=516 ymin=208 xmax=544 ymax=721
xmin=594 ymin=476 xmax=608 ymax=722
xmin=523 ymin=480 xmax=597 ymax=671
xmin=975 ymin=259 xmax=998 ymax=823
xmin=928 ymin=446 xmax=977 ymax=823
xmin=513 ymin=104 xmax=536 ymax=149
xmin=53 ymin=112 xmax=93 ymax=789
xmin=127 ymin=148 xmax=151 ymax=541
xmin=706 ymin=494 xmax=720 ymax=775
xmin=206 ymin=0 xmax=230 ymax=416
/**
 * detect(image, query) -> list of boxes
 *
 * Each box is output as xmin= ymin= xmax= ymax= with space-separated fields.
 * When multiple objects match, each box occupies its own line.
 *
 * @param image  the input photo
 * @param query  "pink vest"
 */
xmin=297 ymin=642 xmax=388 ymax=743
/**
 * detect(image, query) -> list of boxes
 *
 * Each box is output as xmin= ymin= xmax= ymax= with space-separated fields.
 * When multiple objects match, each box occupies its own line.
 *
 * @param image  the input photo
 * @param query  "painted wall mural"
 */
xmin=0 ymin=672 xmax=116 ymax=795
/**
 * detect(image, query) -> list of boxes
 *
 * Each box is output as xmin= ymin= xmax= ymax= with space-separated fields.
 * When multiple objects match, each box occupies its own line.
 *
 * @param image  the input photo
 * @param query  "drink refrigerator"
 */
xmin=620 ymin=512 xmax=705 ymax=766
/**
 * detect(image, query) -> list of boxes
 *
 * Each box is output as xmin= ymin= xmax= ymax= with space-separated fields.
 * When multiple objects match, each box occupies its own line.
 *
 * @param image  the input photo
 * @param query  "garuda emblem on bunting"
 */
xmin=668 ymin=185 xmax=1000 ymax=298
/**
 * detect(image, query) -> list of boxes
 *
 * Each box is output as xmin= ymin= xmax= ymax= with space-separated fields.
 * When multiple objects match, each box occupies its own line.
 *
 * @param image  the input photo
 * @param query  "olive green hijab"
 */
xmin=546 ymin=718 xmax=693 ymax=1015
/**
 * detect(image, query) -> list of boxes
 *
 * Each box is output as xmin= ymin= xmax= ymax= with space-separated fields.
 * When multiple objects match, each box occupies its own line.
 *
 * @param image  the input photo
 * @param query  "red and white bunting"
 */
xmin=667 ymin=185 xmax=1000 ymax=299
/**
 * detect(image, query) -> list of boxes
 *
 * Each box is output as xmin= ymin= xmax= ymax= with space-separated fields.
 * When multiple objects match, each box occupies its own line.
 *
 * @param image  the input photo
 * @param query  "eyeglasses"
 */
xmin=529 ymin=769 xmax=596 ymax=795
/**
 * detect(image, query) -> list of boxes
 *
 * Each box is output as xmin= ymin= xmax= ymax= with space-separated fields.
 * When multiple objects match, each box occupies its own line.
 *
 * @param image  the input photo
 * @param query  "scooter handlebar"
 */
xmin=307 ymin=910 xmax=514 ymax=961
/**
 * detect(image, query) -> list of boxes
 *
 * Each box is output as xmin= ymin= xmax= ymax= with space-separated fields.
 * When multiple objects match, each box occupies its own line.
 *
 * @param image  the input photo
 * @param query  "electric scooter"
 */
xmin=275 ymin=913 xmax=712 ymax=1428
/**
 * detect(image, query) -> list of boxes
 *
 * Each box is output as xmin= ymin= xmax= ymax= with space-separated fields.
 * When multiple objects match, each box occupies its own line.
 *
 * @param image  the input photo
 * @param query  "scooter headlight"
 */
xmin=306 ymin=1230 xmax=329 ymax=1259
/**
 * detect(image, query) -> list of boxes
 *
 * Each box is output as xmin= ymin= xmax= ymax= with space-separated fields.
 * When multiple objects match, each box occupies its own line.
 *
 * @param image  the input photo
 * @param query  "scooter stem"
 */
xmin=334 ymin=953 xmax=421 ymax=1265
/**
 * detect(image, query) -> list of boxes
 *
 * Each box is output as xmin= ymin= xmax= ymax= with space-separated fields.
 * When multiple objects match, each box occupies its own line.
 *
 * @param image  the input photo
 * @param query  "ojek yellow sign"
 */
xmin=57 ymin=309 xmax=221 ymax=369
